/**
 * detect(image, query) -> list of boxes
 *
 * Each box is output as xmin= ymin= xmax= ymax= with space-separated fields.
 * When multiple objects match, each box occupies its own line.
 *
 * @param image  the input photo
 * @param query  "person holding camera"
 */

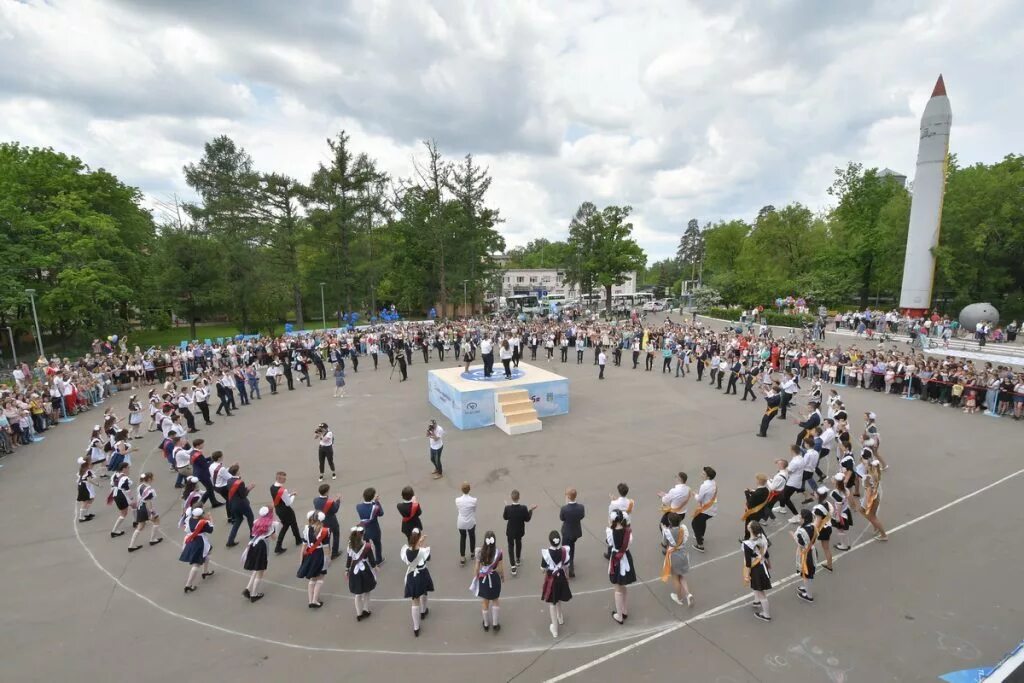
xmin=315 ymin=422 xmax=336 ymax=483
xmin=427 ymin=420 xmax=444 ymax=479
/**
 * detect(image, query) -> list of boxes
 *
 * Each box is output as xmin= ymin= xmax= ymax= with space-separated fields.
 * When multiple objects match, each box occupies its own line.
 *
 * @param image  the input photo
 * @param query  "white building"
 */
xmin=499 ymin=268 xmax=636 ymax=299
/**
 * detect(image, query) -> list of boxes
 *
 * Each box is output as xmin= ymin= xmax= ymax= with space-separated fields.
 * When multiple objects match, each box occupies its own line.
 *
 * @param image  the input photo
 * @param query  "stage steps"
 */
xmin=495 ymin=390 xmax=542 ymax=435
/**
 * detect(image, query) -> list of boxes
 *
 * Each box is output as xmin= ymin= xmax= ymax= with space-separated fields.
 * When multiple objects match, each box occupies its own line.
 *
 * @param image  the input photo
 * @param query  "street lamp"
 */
xmin=4 ymin=326 xmax=17 ymax=367
xmin=462 ymin=280 xmax=469 ymax=318
xmin=319 ymin=283 xmax=326 ymax=330
xmin=25 ymin=288 xmax=44 ymax=359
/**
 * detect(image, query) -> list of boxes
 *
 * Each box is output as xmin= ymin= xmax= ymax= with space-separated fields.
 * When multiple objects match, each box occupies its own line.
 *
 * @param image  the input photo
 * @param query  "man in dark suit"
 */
xmin=559 ymin=488 xmax=586 ymax=578
xmin=502 ymin=489 xmax=537 ymax=576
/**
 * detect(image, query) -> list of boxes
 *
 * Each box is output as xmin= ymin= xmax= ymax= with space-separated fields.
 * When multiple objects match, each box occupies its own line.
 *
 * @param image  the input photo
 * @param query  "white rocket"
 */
xmin=899 ymin=75 xmax=952 ymax=316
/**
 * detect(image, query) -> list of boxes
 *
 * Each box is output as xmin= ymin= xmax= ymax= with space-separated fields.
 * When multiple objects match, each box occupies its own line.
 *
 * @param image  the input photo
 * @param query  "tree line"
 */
xmin=0 ymin=134 xmax=509 ymax=347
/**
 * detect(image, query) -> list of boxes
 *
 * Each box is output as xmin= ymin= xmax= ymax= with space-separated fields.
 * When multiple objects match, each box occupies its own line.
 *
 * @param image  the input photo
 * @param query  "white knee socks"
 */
xmin=186 ymin=566 xmax=200 ymax=587
xmin=482 ymin=608 xmax=490 ymax=626
xmin=411 ymin=605 xmax=421 ymax=630
xmin=549 ymin=604 xmax=559 ymax=628
xmin=419 ymin=594 xmax=428 ymax=613
xmin=112 ymin=516 xmax=125 ymax=534
xmin=491 ymin=605 xmax=500 ymax=626
xmin=129 ymin=528 xmax=141 ymax=547
xmin=354 ymin=596 xmax=363 ymax=616
xmin=150 ymin=525 xmax=162 ymax=542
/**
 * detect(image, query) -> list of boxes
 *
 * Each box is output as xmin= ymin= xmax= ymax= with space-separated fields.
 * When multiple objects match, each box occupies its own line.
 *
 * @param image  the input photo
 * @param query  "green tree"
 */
xmin=565 ymin=203 xmax=647 ymax=312
xmin=827 ymin=163 xmax=910 ymax=307
xmin=183 ymin=136 xmax=260 ymax=330
xmin=255 ymin=173 xmax=309 ymax=328
xmin=0 ymin=143 xmax=156 ymax=347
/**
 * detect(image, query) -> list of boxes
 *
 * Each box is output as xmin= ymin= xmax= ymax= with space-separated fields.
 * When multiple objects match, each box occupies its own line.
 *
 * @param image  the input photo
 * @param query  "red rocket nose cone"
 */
xmin=931 ymin=74 xmax=946 ymax=97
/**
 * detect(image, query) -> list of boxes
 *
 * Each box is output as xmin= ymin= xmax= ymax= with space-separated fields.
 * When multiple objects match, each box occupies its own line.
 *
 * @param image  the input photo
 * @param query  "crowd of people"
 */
xmin=0 ymin=307 xmax=1015 ymax=640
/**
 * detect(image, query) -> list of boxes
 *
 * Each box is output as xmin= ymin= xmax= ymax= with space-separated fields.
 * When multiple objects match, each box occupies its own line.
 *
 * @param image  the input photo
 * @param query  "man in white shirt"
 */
xmin=428 ymin=419 xmax=445 ymax=479
xmin=598 ymin=349 xmax=607 ymax=379
xmin=455 ymin=481 xmax=478 ymax=566
xmin=782 ymin=447 xmax=806 ymax=523
xmin=657 ymin=472 xmax=691 ymax=531
xmin=800 ymin=440 xmax=821 ymax=504
xmin=316 ymin=422 xmax=336 ymax=482
xmin=480 ymin=337 xmax=494 ymax=377
xmin=691 ymin=466 xmax=718 ymax=552
xmin=780 ymin=372 xmax=799 ymax=419
xmin=172 ymin=438 xmax=193 ymax=489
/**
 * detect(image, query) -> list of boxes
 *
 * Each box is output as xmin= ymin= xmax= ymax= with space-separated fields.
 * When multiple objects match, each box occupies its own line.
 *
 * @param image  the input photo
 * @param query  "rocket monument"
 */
xmin=899 ymin=74 xmax=952 ymax=316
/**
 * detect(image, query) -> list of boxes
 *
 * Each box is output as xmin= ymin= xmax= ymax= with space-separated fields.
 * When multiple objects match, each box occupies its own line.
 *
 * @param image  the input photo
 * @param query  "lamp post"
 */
xmin=4 ymin=326 xmax=17 ymax=367
xmin=462 ymin=280 xmax=469 ymax=318
xmin=319 ymin=282 xmax=326 ymax=330
xmin=25 ymin=288 xmax=44 ymax=358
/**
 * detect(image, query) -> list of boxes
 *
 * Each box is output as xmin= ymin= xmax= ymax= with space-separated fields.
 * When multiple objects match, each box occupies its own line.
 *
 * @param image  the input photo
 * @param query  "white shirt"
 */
xmin=786 ymin=454 xmax=806 ymax=488
xmin=608 ymin=495 xmax=635 ymax=520
xmin=820 ymin=427 xmax=837 ymax=450
xmin=480 ymin=339 xmax=493 ymax=355
xmin=213 ymin=463 xmax=232 ymax=488
xmin=273 ymin=484 xmax=295 ymax=507
xmin=768 ymin=470 xmax=788 ymax=493
xmin=695 ymin=480 xmax=718 ymax=517
xmin=455 ymin=494 xmax=477 ymax=530
xmin=598 ymin=351 xmax=607 ymax=365
xmin=782 ymin=378 xmax=799 ymax=395
xmin=802 ymin=448 xmax=820 ymax=474
xmin=660 ymin=483 xmax=690 ymax=512
xmin=428 ymin=424 xmax=444 ymax=450
xmin=319 ymin=430 xmax=334 ymax=447
xmin=173 ymin=446 xmax=193 ymax=470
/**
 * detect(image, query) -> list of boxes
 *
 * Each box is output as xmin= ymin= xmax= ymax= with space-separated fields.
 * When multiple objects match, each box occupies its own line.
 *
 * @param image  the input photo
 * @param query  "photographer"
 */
xmin=314 ymin=422 xmax=336 ymax=482
xmin=427 ymin=420 xmax=444 ymax=479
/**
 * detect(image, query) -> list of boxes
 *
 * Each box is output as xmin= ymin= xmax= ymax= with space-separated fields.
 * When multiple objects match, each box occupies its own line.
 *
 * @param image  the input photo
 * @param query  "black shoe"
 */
xmin=798 ymin=591 xmax=815 ymax=603
xmin=184 ymin=586 xmax=197 ymax=593
xmin=111 ymin=531 xmax=125 ymax=538
xmin=243 ymin=588 xmax=251 ymax=598
xmin=226 ymin=541 xmax=238 ymax=548
xmin=202 ymin=570 xmax=215 ymax=579
xmin=482 ymin=621 xmax=490 ymax=631
xmin=693 ymin=543 xmax=705 ymax=553
xmin=149 ymin=538 xmax=163 ymax=546
xmin=309 ymin=601 xmax=323 ymax=609
xmin=250 ymin=593 xmax=264 ymax=602
xmin=128 ymin=546 xmax=142 ymax=552
xmin=492 ymin=624 xmax=500 ymax=632
xmin=82 ymin=514 xmax=95 ymax=521
xmin=754 ymin=612 xmax=771 ymax=622
xmin=421 ymin=608 xmax=429 ymax=619
xmin=275 ymin=547 xmax=287 ymax=555
xmin=414 ymin=628 xmax=420 ymax=637
xmin=755 ymin=433 xmax=766 ymax=437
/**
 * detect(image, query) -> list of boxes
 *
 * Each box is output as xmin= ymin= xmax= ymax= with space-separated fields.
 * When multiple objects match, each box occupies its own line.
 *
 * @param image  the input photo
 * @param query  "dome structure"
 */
xmin=959 ymin=303 xmax=999 ymax=330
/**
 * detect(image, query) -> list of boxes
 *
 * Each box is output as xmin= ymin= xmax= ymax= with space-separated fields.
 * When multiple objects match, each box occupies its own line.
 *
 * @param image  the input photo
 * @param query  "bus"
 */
xmin=503 ymin=294 xmax=543 ymax=315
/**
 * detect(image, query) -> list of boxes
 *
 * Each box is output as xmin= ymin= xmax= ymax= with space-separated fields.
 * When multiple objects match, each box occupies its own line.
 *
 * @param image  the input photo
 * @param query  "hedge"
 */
xmin=701 ymin=307 xmax=816 ymax=329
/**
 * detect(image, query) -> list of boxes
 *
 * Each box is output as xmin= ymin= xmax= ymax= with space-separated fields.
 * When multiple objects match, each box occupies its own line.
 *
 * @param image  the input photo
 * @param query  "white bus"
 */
xmin=504 ymin=294 xmax=543 ymax=315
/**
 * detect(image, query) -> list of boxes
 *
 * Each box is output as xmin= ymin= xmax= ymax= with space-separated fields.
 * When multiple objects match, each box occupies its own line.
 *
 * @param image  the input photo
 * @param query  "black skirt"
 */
xmin=404 ymin=568 xmax=434 ymax=598
xmin=750 ymin=563 xmax=772 ymax=592
xmin=296 ymin=549 xmax=328 ymax=579
xmin=243 ymin=540 xmax=269 ymax=571
xmin=609 ymin=551 xmax=637 ymax=585
xmin=816 ymin=525 xmax=832 ymax=542
xmin=135 ymin=505 xmax=151 ymax=525
xmin=475 ymin=573 xmax=502 ymax=601
xmin=77 ymin=483 xmax=93 ymax=502
xmin=348 ymin=568 xmax=377 ymax=595
xmin=542 ymin=572 xmax=573 ymax=604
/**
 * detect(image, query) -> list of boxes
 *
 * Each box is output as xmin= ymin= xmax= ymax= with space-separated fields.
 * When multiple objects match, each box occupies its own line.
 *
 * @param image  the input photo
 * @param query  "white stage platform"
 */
xmin=427 ymin=362 xmax=570 ymax=430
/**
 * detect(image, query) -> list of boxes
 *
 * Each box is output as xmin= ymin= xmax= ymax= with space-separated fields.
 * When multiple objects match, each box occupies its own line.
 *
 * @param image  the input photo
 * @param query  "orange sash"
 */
xmin=660 ymin=526 xmax=686 ymax=582
xmin=227 ymin=479 xmax=243 ymax=502
xmin=272 ymin=485 xmax=287 ymax=507
xmin=694 ymin=485 xmax=717 ymax=516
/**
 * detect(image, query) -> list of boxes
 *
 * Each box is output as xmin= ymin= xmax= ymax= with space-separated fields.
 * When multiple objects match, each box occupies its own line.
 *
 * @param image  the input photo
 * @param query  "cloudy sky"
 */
xmin=2 ymin=0 xmax=1021 ymax=261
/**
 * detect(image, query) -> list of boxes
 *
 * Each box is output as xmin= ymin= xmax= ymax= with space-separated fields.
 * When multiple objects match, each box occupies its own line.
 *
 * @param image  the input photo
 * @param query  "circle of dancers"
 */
xmin=75 ymin=389 xmax=888 ymax=637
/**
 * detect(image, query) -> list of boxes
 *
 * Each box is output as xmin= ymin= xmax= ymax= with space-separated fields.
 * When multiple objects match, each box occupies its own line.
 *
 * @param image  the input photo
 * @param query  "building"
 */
xmin=498 ymin=268 xmax=637 ymax=299
xmin=879 ymin=168 xmax=907 ymax=188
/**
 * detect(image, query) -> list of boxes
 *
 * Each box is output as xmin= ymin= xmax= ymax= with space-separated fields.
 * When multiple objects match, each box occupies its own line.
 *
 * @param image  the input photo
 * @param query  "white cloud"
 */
xmin=1 ymin=0 xmax=1021 ymax=261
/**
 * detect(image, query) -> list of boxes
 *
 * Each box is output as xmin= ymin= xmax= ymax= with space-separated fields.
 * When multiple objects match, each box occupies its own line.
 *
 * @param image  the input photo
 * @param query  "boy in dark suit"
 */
xmin=558 ymin=488 xmax=586 ymax=578
xmin=502 ymin=489 xmax=536 ymax=576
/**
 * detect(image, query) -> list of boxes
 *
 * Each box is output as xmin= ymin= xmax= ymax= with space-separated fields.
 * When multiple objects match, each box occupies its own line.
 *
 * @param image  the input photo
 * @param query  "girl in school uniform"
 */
xmin=812 ymin=487 xmax=834 ymax=572
xmin=401 ymin=528 xmax=434 ymax=637
xmin=660 ymin=512 xmax=693 ymax=606
xmin=830 ymin=474 xmax=854 ymax=551
xmin=109 ymin=462 xmax=133 ymax=538
xmin=87 ymin=438 xmax=108 ymax=479
xmin=794 ymin=509 xmax=817 ymax=603
xmin=607 ymin=510 xmax=636 ymax=624
xmin=346 ymin=526 xmax=378 ymax=621
xmin=859 ymin=460 xmax=888 ymax=541
xmin=742 ymin=520 xmax=772 ymax=623
xmin=471 ymin=530 xmax=504 ymax=632
xmin=297 ymin=510 xmax=330 ymax=608
xmin=179 ymin=477 xmax=203 ymax=528
xmin=179 ymin=507 xmax=214 ymax=593
xmin=541 ymin=530 xmax=572 ymax=638
xmin=76 ymin=457 xmax=96 ymax=522
xmin=128 ymin=472 xmax=163 ymax=551
xmin=241 ymin=506 xmax=277 ymax=603
xmin=127 ymin=396 xmax=143 ymax=439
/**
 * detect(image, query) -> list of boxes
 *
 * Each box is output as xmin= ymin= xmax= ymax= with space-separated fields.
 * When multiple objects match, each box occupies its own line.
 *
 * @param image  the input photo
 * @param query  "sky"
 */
xmin=2 ymin=0 xmax=1021 ymax=262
